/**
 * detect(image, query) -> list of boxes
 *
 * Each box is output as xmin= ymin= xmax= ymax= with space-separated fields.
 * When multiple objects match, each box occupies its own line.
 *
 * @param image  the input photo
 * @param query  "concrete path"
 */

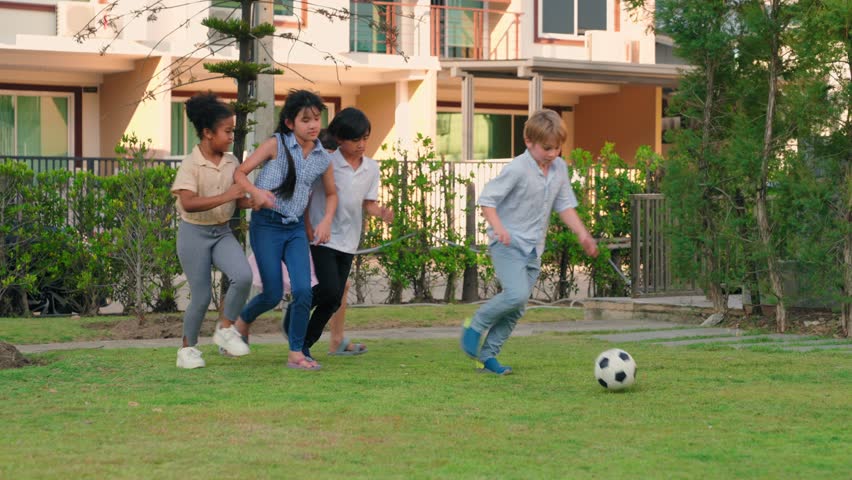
xmin=16 ymin=319 xmax=681 ymax=354
xmin=15 ymin=318 xmax=849 ymax=354
xmin=593 ymin=328 xmax=852 ymax=353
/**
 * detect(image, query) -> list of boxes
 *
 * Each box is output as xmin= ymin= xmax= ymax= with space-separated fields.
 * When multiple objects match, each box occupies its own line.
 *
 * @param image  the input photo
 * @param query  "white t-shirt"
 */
xmin=309 ymin=149 xmax=380 ymax=254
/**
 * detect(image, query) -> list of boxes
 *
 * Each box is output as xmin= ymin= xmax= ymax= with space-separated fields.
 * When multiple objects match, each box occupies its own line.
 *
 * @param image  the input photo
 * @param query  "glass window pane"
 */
xmin=578 ymin=0 xmax=606 ymax=32
xmin=541 ymin=0 xmax=574 ymax=35
xmin=478 ymin=114 xmax=511 ymax=159
xmin=436 ymin=112 xmax=513 ymax=161
xmin=17 ymin=96 xmax=41 ymax=157
xmin=446 ymin=1 xmax=482 ymax=47
xmin=40 ymin=97 xmax=69 ymax=156
xmin=171 ymin=102 xmax=185 ymax=156
xmin=0 ymin=96 xmax=13 ymax=156
xmin=350 ymin=1 xmax=388 ymax=53
xmin=436 ymin=112 xmax=461 ymax=161
xmin=513 ymin=114 xmax=528 ymax=157
xmin=215 ymin=1 xmax=293 ymax=15
xmin=185 ymin=107 xmax=194 ymax=154
xmin=274 ymin=0 xmax=294 ymax=15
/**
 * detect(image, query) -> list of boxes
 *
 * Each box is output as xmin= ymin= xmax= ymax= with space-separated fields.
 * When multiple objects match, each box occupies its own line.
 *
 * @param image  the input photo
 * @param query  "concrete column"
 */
xmin=395 ymin=80 xmax=410 ymax=151
xmin=254 ymin=0 xmax=276 ymax=146
xmin=528 ymin=72 xmax=543 ymax=116
xmin=461 ymin=73 xmax=474 ymax=161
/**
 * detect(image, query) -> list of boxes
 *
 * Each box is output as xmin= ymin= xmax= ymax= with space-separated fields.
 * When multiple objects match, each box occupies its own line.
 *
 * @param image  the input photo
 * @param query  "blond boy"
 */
xmin=460 ymin=109 xmax=599 ymax=374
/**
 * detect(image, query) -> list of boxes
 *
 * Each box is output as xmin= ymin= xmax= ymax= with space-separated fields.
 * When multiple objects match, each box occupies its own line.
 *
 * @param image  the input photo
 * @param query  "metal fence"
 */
xmin=3 ymin=155 xmax=644 ymax=247
xmin=1 ymin=155 xmax=181 ymax=177
xmin=630 ymin=193 xmax=698 ymax=297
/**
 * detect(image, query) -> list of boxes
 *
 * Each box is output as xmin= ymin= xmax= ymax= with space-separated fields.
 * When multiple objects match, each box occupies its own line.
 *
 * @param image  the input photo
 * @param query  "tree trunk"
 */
xmin=231 ymin=0 xmax=254 ymax=161
xmin=843 ymin=215 xmax=851 ymax=336
xmin=755 ymin=1 xmax=787 ymax=333
xmin=698 ymin=56 xmax=726 ymax=315
xmin=841 ymin=44 xmax=852 ymax=337
xmin=705 ymin=277 xmax=728 ymax=314
xmin=461 ymin=183 xmax=479 ymax=301
xmin=443 ymin=163 xmax=456 ymax=303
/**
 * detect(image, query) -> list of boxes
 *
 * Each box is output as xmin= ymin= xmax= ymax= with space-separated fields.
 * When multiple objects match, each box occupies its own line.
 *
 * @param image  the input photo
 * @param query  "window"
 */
xmin=436 ymin=112 xmax=528 ymax=161
xmin=433 ymin=0 xmax=484 ymax=58
xmin=539 ymin=0 xmax=607 ymax=38
xmin=170 ymin=102 xmax=194 ymax=157
xmin=0 ymin=93 xmax=72 ymax=158
xmin=350 ymin=0 xmax=395 ymax=53
xmin=211 ymin=0 xmax=294 ymax=17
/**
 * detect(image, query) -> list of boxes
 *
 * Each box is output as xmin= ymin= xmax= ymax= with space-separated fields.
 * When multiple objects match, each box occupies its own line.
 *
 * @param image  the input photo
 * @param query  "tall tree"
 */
xmin=626 ymin=0 xmax=742 ymax=315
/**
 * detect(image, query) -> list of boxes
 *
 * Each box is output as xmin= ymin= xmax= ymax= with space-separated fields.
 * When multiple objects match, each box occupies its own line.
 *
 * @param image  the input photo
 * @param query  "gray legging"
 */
xmin=177 ymin=220 xmax=252 ymax=346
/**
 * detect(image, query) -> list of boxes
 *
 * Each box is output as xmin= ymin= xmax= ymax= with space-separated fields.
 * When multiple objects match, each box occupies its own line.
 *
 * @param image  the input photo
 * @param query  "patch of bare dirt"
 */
xmin=0 ymin=341 xmax=31 ymax=369
xmin=726 ymin=309 xmax=846 ymax=337
xmin=84 ymin=314 xmax=286 ymax=340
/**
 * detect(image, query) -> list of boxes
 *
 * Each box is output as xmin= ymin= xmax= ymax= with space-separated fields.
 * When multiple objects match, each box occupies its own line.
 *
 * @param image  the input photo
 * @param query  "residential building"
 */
xmin=0 ymin=0 xmax=681 ymax=163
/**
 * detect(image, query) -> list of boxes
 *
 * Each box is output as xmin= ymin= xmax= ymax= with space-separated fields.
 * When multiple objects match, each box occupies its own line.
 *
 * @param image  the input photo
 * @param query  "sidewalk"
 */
xmin=16 ymin=319 xmax=680 ymax=354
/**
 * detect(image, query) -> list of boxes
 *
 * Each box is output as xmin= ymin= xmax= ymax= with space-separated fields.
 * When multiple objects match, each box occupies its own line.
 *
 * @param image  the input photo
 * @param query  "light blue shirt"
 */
xmin=477 ymin=149 xmax=578 ymax=257
xmin=254 ymin=132 xmax=331 ymax=224
xmin=309 ymin=150 xmax=380 ymax=254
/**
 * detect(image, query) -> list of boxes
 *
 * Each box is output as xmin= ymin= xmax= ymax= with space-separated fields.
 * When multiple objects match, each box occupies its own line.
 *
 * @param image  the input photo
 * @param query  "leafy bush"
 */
xmin=0 ymin=136 xmax=178 ymax=317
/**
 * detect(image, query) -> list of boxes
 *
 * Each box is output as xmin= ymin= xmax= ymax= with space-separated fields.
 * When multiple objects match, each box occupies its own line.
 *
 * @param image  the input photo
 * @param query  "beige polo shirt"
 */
xmin=171 ymin=145 xmax=239 ymax=225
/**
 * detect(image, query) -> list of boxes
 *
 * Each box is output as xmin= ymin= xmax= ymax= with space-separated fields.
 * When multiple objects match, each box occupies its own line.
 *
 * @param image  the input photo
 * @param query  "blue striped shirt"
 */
xmin=253 ymin=132 xmax=331 ymax=224
xmin=477 ymin=149 xmax=578 ymax=257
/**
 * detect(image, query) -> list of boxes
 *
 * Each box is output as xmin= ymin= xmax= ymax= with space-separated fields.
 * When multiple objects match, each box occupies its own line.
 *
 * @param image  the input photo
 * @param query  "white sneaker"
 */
xmin=213 ymin=324 xmax=250 ymax=357
xmin=176 ymin=346 xmax=205 ymax=369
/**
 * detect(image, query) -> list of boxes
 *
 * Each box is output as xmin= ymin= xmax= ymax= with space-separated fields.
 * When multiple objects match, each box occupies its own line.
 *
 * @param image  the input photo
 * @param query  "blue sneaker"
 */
xmin=460 ymin=318 xmax=481 ymax=359
xmin=479 ymin=357 xmax=513 ymax=375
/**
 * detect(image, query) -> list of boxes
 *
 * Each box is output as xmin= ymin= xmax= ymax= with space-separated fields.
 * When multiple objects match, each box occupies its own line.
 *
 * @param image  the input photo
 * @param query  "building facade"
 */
xmin=0 ymin=0 xmax=681 ymax=162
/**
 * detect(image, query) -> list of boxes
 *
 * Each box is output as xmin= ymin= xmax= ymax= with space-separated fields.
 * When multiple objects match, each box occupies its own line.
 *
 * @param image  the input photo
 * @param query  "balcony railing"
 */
xmin=349 ymin=1 xmax=521 ymax=60
xmin=429 ymin=3 xmax=521 ymax=60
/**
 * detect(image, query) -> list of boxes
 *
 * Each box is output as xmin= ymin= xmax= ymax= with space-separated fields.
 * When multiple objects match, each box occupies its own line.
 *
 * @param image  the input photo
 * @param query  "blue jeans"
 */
xmin=470 ymin=242 xmax=541 ymax=362
xmin=240 ymin=209 xmax=312 ymax=353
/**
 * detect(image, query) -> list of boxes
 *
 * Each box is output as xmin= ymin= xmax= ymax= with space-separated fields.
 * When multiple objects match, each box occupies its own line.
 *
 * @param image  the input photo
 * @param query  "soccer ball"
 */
xmin=594 ymin=349 xmax=637 ymax=391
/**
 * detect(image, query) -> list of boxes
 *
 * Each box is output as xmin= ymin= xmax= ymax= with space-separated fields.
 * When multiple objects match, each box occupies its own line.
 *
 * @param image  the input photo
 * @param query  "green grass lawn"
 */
xmin=0 ymin=305 xmax=585 ymax=345
xmin=2 ymin=333 xmax=850 ymax=479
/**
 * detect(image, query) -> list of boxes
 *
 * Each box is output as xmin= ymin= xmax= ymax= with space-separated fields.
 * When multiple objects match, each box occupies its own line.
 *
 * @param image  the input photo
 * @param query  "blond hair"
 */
xmin=523 ymin=109 xmax=567 ymax=146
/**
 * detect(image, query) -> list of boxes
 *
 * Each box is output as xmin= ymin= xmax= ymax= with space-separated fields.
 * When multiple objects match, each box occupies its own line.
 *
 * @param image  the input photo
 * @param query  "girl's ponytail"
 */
xmin=272 ymin=146 xmax=297 ymax=199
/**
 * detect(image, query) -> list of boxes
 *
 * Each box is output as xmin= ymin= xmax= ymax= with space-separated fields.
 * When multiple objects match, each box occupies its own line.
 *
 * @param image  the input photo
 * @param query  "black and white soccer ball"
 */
xmin=594 ymin=349 xmax=637 ymax=391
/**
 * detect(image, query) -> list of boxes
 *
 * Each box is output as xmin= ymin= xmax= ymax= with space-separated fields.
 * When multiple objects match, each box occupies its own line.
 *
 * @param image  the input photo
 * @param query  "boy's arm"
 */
xmin=481 ymin=206 xmax=510 ymax=246
xmin=363 ymin=200 xmax=393 ymax=223
xmin=558 ymin=208 xmax=598 ymax=257
xmin=312 ymin=165 xmax=338 ymax=244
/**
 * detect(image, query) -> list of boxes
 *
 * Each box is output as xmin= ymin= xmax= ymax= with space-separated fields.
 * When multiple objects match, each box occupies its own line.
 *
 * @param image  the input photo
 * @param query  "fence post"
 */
xmin=462 ymin=182 xmax=478 ymax=301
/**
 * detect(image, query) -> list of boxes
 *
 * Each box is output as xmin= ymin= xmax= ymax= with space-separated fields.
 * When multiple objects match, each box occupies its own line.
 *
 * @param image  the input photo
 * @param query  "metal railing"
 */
xmin=349 ymin=1 xmax=522 ymax=60
xmin=1 ymin=155 xmax=181 ymax=178
xmin=3 ymin=155 xmax=647 ymax=248
xmin=630 ymin=193 xmax=698 ymax=297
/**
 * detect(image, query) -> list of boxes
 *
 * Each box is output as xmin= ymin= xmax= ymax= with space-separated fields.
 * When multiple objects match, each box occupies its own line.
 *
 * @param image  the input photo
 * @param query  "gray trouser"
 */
xmin=177 ymin=220 xmax=252 ymax=346
xmin=470 ymin=242 xmax=541 ymax=362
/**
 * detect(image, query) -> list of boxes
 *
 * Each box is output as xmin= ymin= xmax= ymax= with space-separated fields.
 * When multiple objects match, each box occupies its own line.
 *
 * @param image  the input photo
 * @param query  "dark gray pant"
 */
xmin=177 ymin=220 xmax=252 ymax=346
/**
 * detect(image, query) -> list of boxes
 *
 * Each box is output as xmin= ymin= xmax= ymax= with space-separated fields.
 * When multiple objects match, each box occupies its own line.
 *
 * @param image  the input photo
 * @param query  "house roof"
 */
xmin=441 ymin=57 xmax=685 ymax=87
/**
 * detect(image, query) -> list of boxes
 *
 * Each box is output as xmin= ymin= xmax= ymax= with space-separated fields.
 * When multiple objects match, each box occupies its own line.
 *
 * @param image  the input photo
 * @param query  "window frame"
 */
xmin=0 ymin=90 xmax=74 ymax=157
xmin=435 ymin=108 xmax=528 ymax=162
xmin=536 ymin=0 xmax=611 ymax=42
